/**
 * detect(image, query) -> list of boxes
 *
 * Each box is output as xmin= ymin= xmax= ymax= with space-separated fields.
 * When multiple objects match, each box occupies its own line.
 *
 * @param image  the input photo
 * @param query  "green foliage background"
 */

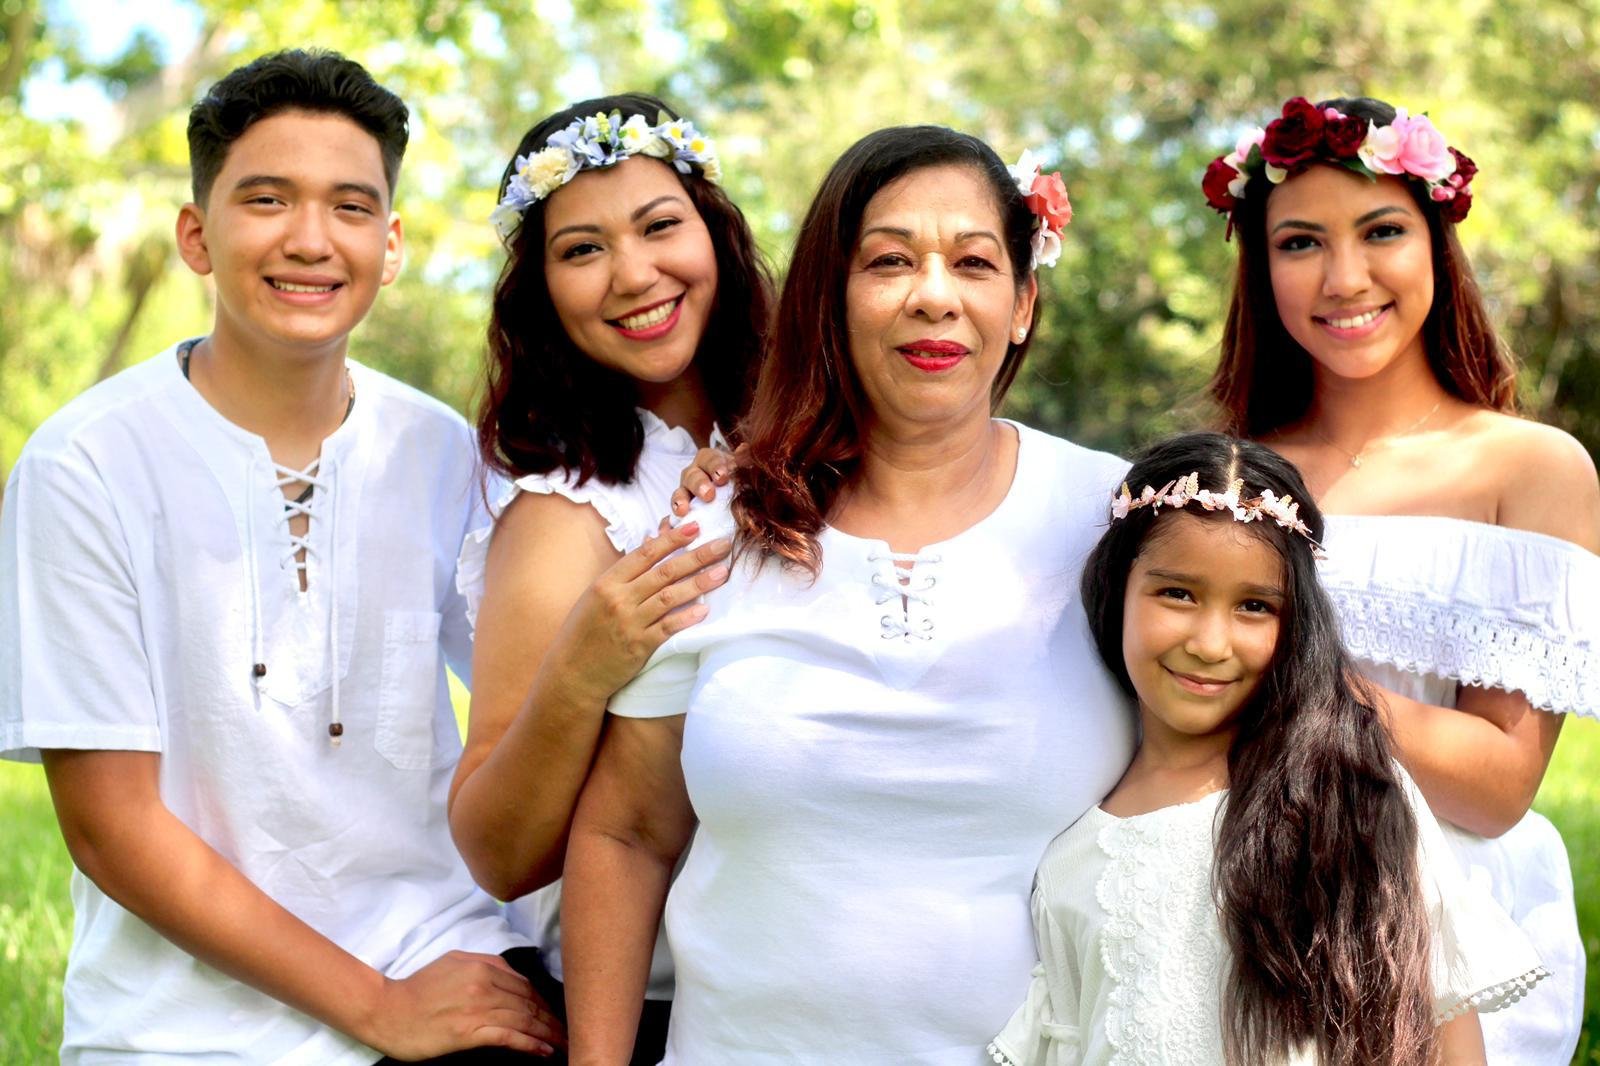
xmin=0 ymin=0 xmax=1596 ymax=1060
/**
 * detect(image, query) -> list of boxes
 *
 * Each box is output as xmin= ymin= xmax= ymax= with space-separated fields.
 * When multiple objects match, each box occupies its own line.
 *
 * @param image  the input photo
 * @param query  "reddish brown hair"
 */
xmin=1211 ymin=96 xmax=1517 ymax=438
xmin=733 ymin=125 xmax=1040 ymax=576
xmin=478 ymin=93 xmax=773 ymax=488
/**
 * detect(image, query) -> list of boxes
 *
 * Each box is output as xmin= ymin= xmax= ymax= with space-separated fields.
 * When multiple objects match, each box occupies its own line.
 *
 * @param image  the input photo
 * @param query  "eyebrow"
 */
xmin=858 ymin=226 xmax=1003 ymax=244
xmin=547 ymin=195 xmax=689 ymax=246
xmin=1142 ymin=567 xmax=1284 ymax=599
xmin=232 ymin=175 xmax=385 ymax=202
xmin=1270 ymin=204 xmax=1408 ymax=235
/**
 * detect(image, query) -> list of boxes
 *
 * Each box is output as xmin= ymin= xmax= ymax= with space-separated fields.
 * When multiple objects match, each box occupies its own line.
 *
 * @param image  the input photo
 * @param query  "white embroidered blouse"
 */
xmin=988 ymin=777 xmax=1548 ymax=1066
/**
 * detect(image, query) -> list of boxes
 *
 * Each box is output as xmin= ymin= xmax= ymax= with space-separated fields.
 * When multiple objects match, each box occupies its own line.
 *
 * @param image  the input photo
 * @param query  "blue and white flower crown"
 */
xmin=492 ymin=109 xmax=723 ymax=240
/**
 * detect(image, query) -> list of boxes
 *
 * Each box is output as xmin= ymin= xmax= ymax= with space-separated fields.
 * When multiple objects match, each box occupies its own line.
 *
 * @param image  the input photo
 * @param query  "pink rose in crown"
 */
xmin=1026 ymin=171 xmax=1073 ymax=230
xmin=1202 ymin=158 xmax=1240 ymax=213
xmin=1261 ymin=97 xmax=1325 ymax=168
xmin=1360 ymin=111 xmax=1456 ymax=182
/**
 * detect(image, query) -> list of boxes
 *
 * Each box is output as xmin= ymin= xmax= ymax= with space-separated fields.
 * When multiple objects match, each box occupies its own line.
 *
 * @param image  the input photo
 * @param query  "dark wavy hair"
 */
xmin=1081 ymin=432 xmax=1436 ymax=1066
xmin=187 ymin=49 xmax=408 ymax=205
xmin=479 ymin=93 xmax=773 ymax=488
xmin=1211 ymin=96 xmax=1517 ymax=438
xmin=733 ymin=125 xmax=1040 ymax=576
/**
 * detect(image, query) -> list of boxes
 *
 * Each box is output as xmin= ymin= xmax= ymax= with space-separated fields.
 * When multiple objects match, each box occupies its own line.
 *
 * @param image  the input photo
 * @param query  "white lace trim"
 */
xmin=1328 ymin=586 xmax=1599 ymax=717
xmin=1434 ymin=965 xmax=1551 ymax=1023
xmin=1095 ymin=801 xmax=1226 ymax=1066
xmin=985 ymin=1040 xmax=1022 ymax=1066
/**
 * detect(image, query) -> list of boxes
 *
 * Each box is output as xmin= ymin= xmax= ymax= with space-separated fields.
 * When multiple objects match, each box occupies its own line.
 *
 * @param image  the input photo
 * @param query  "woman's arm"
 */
xmin=448 ymin=493 xmax=729 ymax=899
xmin=1379 ymin=684 xmax=1562 ymax=838
xmin=1436 ymin=1010 xmax=1487 ymax=1064
xmin=562 ymin=715 xmax=696 ymax=1065
xmin=45 ymin=750 xmax=562 ymax=1060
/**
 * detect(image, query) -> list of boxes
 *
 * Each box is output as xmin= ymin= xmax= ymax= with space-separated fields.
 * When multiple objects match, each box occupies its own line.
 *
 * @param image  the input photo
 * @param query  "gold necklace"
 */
xmin=1312 ymin=399 xmax=1443 ymax=469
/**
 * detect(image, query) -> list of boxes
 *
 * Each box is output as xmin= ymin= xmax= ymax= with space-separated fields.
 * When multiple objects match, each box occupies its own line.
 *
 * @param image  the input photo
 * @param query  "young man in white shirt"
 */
xmin=0 ymin=49 xmax=562 ymax=1063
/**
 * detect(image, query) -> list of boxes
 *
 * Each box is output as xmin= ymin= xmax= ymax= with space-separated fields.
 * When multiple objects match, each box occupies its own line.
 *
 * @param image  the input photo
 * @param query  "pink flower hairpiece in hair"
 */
xmin=1202 ymin=97 xmax=1477 ymax=237
xmin=1110 ymin=472 xmax=1326 ymax=555
xmin=1006 ymin=149 xmax=1072 ymax=269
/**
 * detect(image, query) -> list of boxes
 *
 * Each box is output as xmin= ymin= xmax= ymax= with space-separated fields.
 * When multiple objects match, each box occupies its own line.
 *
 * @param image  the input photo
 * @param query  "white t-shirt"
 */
xmin=609 ymin=422 xmax=1138 ymax=1064
xmin=1 ymin=345 xmax=527 ymax=1064
xmin=456 ymin=408 xmax=710 ymax=1000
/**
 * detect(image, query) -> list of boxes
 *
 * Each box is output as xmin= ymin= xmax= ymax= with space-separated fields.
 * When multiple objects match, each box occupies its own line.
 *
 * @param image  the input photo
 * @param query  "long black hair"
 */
xmin=479 ymin=92 xmax=773 ymax=488
xmin=1081 ymin=432 xmax=1436 ymax=1066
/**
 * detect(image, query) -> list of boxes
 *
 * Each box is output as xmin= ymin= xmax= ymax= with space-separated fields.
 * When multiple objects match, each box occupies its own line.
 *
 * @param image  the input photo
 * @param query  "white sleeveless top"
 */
xmin=1318 ymin=514 xmax=1597 ymax=1063
xmin=456 ymin=408 xmax=714 ymax=999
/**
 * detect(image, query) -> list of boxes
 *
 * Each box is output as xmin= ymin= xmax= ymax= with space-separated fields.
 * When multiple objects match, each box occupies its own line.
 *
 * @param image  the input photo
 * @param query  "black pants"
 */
xmin=375 ymin=947 xmax=671 ymax=1065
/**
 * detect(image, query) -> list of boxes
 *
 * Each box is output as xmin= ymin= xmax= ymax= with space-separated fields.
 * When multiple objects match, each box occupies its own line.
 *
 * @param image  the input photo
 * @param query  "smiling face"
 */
xmin=175 ymin=109 xmax=402 ymax=364
xmin=1264 ymin=164 xmax=1434 ymax=384
xmin=1121 ymin=512 xmax=1284 ymax=747
xmin=540 ymin=155 xmax=718 ymax=392
xmin=844 ymin=163 xmax=1036 ymax=432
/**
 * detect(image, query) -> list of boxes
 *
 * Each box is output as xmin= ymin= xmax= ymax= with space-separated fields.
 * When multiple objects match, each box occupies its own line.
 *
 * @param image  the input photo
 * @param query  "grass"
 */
xmin=1 ymin=716 xmax=1596 ymax=1062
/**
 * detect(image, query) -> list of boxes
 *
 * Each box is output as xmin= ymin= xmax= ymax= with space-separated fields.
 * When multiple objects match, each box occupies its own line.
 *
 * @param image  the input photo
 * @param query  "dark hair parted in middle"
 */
xmin=478 ymin=92 xmax=773 ymax=489
xmin=1081 ymin=432 xmax=1436 ymax=1066
xmin=733 ymin=125 xmax=1041 ymax=576
xmin=1211 ymin=96 xmax=1517 ymax=439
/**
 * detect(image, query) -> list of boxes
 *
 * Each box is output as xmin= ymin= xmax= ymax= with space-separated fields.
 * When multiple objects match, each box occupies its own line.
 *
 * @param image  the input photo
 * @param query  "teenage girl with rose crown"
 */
xmin=988 ymin=433 xmax=1544 ymax=1066
xmin=447 ymin=93 xmax=773 ymax=1063
xmin=1205 ymin=95 xmax=1600 ymax=1062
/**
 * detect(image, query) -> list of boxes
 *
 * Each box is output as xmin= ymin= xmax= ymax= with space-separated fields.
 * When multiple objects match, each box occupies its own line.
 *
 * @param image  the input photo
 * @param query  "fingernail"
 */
xmin=708 ymin=536 xmax=732 ymax=551
xmin=706 ymin=564 xmax=730 ymax=582
xmin=680 ymin=521 xmax=700 ymax=537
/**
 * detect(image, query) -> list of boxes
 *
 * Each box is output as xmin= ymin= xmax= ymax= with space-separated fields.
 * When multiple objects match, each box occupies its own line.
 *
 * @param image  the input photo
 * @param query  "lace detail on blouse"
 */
xmin=1435 ymin=965 xmax=1551 ymax=1023
xmin=1329 ymin=586 xmax=1598 ymax=715
xmin=1095 ymin=802 xmax=1226 ymax=1066
xmin=1319 ymin=515 xmax=1600 ymax=718
xmin=985 ymin=1040 xmax=1023 ymax=1065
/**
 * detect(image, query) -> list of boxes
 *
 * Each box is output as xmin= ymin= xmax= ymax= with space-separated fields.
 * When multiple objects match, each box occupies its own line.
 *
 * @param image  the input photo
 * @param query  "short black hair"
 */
xmin=186 ymin=49 xmax=409 ymax=205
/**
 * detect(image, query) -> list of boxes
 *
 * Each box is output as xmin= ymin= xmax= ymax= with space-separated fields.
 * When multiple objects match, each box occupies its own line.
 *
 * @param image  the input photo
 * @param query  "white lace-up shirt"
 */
xmin=608 ymin=422 xmax=1137 ymax=1064
xmin=0 ymin=344 xmax=525 ymax=1064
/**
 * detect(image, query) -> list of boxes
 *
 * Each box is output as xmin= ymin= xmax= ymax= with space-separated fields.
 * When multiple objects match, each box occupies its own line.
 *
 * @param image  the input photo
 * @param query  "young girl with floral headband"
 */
xmin=448 ymin=92 xmax=773 ymax=1063
xmin=988 ymin=432 xmax=1545 ymax=1066
xmin=1205 ymin=95 xmax=1599 ymax=1061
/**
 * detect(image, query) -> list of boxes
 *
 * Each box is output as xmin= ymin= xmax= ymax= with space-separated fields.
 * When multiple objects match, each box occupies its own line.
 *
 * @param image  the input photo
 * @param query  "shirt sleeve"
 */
xmin=606 ymin=489 xmax=738 ymax=720
xmin=1 ymin=444 xmax=162 ymax=761
xmin=1399 ymin=768 xmax=1550 ymax=1022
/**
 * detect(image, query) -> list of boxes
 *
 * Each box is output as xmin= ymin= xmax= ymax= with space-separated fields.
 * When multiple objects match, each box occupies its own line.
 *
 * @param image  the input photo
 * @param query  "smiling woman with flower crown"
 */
xmin=447 ymin=93 xmax=773 ymax=1064
xmin=1206 ymin=95 xmax=1600 ymax=1063
xmin=558 ymin=125 xmax=1134 ymax=1064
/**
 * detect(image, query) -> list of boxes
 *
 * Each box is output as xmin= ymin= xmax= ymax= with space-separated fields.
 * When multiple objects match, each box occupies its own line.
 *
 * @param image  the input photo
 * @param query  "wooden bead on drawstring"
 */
xmin=328 ymin=722 xmax=344 ymax=746
xmin=252 ymin=663 xmax=267 ymax=678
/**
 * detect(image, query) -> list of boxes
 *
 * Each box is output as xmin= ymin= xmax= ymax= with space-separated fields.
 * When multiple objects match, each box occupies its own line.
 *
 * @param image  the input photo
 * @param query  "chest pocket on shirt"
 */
xmin=377 ymin=610 xmax=443 ymax=770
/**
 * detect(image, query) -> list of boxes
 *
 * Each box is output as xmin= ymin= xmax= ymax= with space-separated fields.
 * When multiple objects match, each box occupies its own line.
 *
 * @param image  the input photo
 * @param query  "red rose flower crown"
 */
xmin=1202 ymin=97 xmax=1478 ymax=233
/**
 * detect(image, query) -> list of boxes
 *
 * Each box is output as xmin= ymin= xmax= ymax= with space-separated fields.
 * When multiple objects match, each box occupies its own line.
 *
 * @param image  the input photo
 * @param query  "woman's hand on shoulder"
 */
xmin=670 ymin=443 xmax=743 ymax=517
xmin=549 ymin=521 xmax=734 ymax=705
xmin=1489 ymin=416 xmax=1600 ymax=552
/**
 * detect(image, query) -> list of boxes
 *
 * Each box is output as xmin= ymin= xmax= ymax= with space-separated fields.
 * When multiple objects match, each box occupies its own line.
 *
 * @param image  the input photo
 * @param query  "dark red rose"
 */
xmin=1448 ymin=147 xmax=1478 ymax=188
xmin=1323 ymin=114 xmax=1366 ymax=159
xmin=1202 ymin=157 xmax=1239 ymax=213
xmin=1441 ymin=188 xmax=1472 ymax=223
xmin=1261 ymin=96 xmax=1326 ymax=168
